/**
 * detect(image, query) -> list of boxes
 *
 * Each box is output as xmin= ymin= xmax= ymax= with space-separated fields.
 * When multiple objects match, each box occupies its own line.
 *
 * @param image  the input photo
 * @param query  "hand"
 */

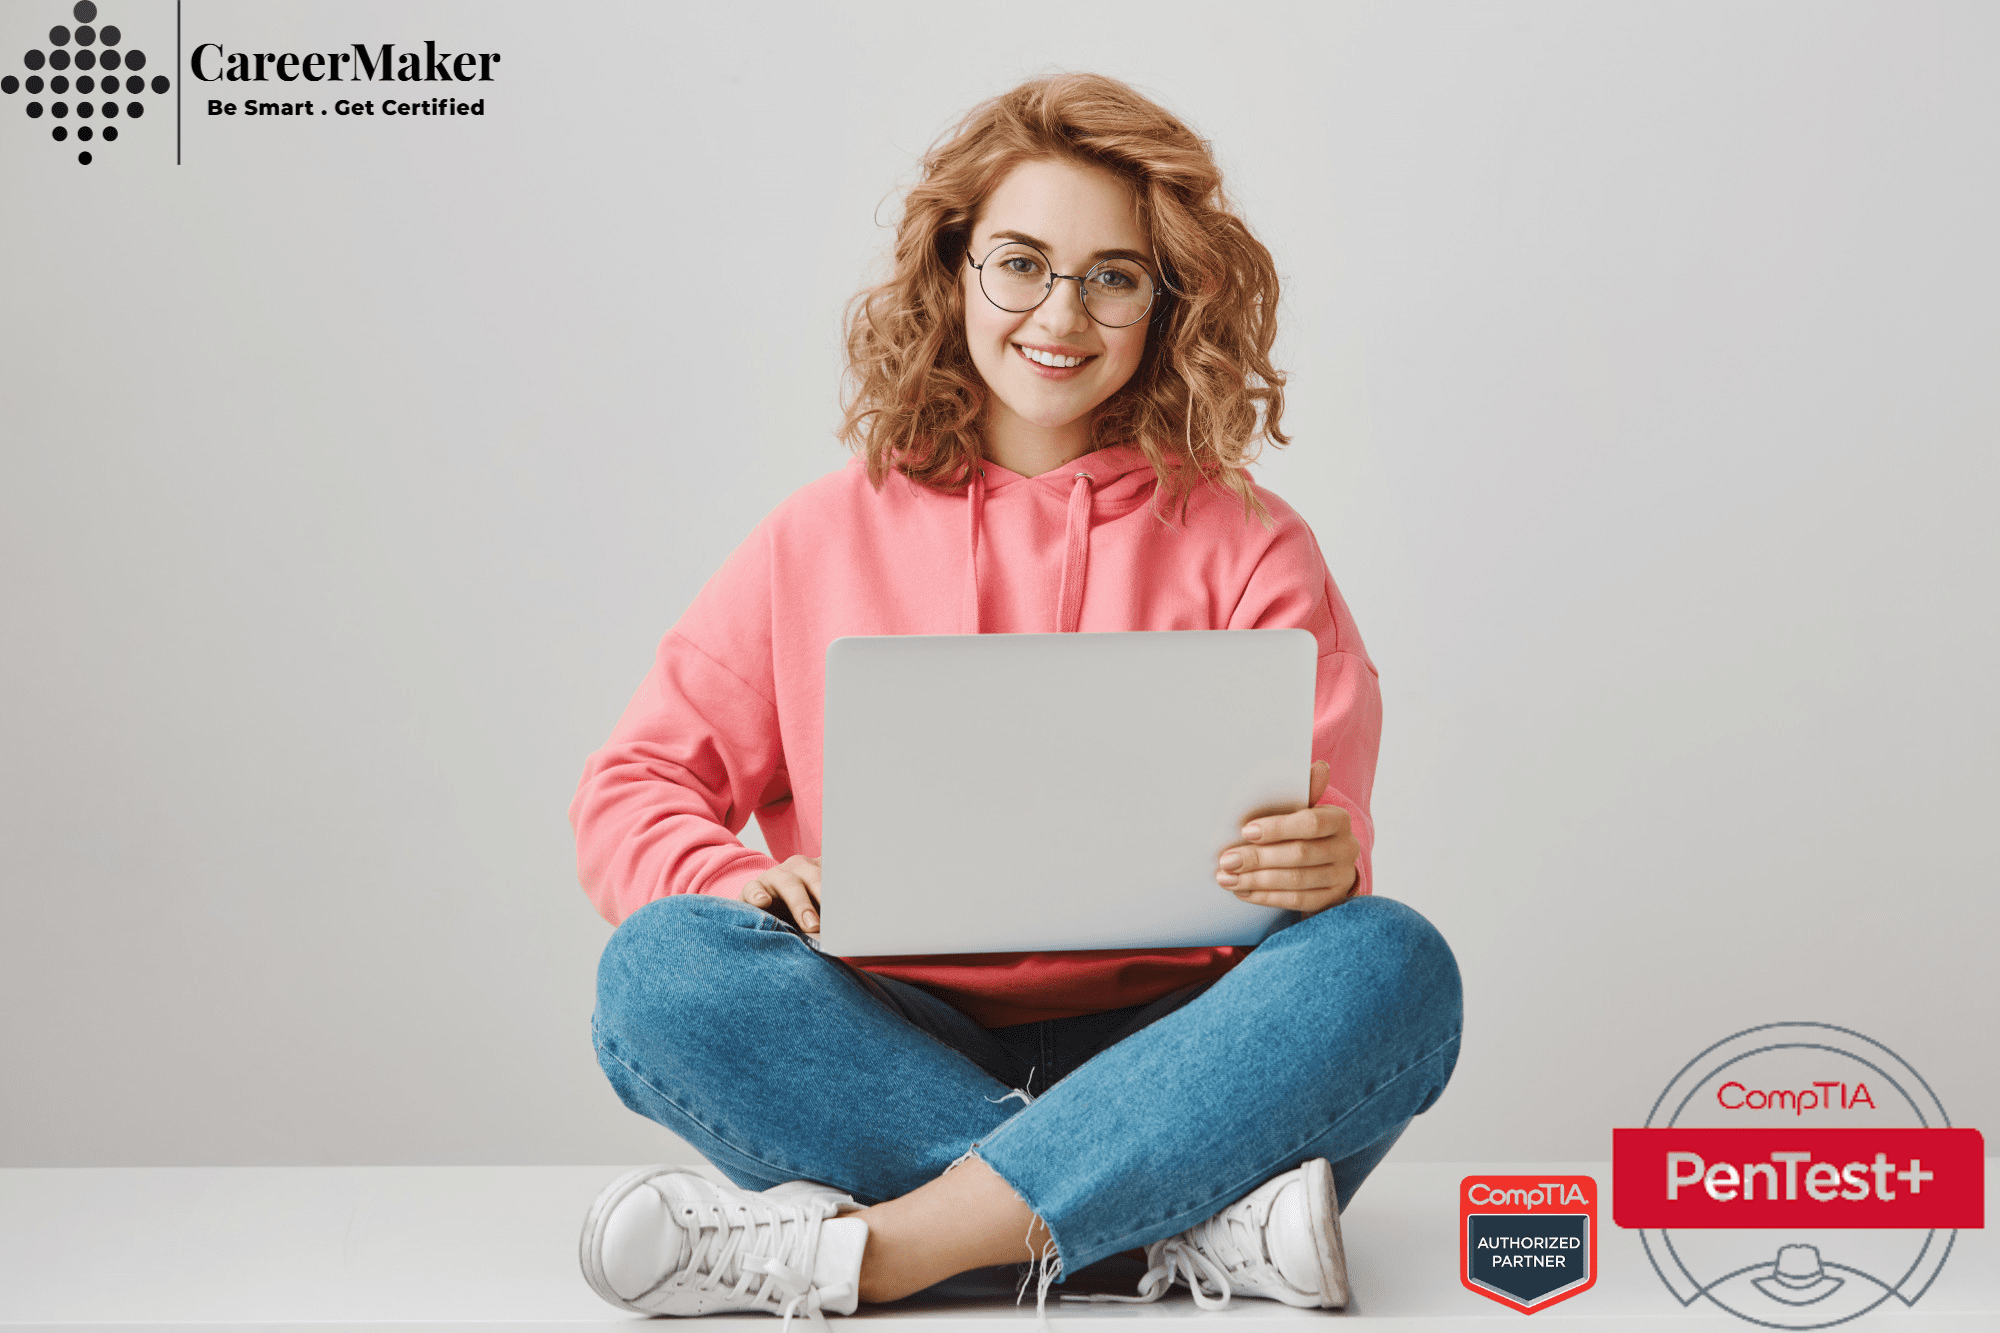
xmin=1215 ymin=760 xmax=1358 ymax=918
xmin=740 ymin=855 xmax=822 ymax=934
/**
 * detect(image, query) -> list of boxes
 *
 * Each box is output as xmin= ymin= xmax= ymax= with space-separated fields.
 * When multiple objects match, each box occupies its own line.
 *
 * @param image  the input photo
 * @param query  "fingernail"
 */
xmin=802 ymin=911 xmax=819 ymax=931
xmin=1219 ymin=852 xmax=1242 ymax=871
xmin=1217 ymin=873 xmax=1239 ymax=887
xmin=748 ymin=890 xmax=768 ymax=905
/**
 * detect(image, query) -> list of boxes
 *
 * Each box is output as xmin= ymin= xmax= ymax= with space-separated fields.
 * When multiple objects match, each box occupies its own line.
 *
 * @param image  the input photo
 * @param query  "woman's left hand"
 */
xmin=1216 ymin=760 xmax=1359 ymax=918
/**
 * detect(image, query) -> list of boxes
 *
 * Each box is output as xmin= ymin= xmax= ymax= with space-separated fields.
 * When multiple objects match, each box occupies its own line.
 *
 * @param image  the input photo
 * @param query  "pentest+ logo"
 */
xmin=1613 ymin=1022 xmax=1984 ymax=1328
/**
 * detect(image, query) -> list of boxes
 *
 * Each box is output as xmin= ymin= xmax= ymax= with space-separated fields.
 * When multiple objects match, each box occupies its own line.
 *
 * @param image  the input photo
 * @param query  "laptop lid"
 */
xmin=818 ymin=629 xmax=1316 ymax=956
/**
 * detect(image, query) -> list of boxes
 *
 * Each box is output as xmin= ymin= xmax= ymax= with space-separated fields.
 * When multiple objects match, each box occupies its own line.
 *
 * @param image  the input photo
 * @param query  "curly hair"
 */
xmin=840 ymin=73 xmax=1288 ymax=519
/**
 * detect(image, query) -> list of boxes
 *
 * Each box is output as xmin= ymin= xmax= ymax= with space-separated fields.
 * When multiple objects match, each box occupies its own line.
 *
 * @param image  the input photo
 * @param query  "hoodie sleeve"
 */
xmin=569 ymin=526 xmax=787 ymax=925
xmin=1228 ymin=512 xmax=1383 ymax=898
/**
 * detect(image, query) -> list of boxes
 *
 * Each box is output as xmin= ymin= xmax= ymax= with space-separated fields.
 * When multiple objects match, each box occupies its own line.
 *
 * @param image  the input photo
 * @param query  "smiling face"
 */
xmin=962 ymin=157 xmax=1154 ymax=476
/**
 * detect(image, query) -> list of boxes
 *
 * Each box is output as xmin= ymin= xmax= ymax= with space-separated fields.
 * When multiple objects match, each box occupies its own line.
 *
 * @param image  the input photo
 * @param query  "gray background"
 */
xmin=2 ymin=0 xmax=1994 ymax=1167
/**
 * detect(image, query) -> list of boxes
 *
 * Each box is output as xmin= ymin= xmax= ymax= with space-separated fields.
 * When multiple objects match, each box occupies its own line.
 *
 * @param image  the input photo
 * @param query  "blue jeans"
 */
xmin=592 ymin=893 xmax=1462 ymax=1276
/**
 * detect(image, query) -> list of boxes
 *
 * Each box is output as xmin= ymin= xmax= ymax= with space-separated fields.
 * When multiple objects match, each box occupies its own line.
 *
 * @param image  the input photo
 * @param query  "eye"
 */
xmin=1086 ymin=261 xmax=1152 ymax=297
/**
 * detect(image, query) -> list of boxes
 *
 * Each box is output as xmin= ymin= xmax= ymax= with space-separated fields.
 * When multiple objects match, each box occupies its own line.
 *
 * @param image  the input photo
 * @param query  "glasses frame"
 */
xmin=965 ymin=240 xmax=1162 ymax=329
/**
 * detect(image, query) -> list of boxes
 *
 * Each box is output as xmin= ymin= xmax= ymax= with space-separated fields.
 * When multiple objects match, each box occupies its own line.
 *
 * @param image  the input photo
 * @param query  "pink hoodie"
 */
xmin=570 ymin=444 xmax=1381 ymax=1026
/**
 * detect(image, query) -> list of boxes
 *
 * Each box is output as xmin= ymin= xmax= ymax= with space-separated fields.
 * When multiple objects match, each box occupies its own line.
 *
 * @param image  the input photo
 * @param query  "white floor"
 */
xmin=2 ymin=1161 xmax=1994 ymax=1330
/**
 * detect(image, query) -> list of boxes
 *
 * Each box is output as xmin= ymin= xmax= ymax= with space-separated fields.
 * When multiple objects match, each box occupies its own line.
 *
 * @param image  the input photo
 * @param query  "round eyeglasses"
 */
xmin=966 ymin=240 xmax=1159 ymax=329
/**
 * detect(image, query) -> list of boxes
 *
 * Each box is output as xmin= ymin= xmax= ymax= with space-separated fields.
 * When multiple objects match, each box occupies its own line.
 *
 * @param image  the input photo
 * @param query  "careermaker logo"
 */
xmin=190 ymin=41 xmax=500 ymax=86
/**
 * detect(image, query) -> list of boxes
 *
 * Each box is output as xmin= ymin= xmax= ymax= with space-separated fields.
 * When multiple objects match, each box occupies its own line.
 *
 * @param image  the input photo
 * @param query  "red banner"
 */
xmin=1612 ymin=1128 xmax=1984 ymax=1229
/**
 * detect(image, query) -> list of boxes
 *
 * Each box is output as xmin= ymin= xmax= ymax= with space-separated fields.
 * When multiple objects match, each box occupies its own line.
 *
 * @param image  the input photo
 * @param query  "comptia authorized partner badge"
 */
xmin=1614 ymin=1022 xmax=1984 ymax=1328
xmin=1460 ymin=1175 xmax=1597 ymax=1313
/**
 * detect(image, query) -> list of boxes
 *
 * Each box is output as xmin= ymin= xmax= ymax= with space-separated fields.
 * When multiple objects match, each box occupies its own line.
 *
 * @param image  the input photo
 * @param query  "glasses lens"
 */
xmin=1082 ymin=260 xmax=1155 ymax=328
xmin=978 ymin=243 xmax=1051 ymax=312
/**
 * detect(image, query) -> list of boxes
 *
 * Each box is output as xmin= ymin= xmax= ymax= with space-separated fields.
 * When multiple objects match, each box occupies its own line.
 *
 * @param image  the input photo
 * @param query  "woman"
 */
xmin=572 ymin=73 xmax=1461 ymax=1323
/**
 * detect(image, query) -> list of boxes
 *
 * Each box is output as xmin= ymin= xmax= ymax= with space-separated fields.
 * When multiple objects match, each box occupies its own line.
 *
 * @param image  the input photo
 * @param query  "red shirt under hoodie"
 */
xmin=570 ymin=445 xmax=1381 ymax=1026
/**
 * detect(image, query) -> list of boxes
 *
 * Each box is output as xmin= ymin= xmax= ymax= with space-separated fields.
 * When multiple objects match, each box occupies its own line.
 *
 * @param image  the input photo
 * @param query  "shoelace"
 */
xmin=1064 ymin=1197 xmax=1290 ymax=1313
xmin=744 ymin=1252 xmax=853 ymax=1332
xmin=671 ymin=1196 xmax=847 ymax=1330
xmin=1063 ymin=1234 xmax=1236 ymax=1312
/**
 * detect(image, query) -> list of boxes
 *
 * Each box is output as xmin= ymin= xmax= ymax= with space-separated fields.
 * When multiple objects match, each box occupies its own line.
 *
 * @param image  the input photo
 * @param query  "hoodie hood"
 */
xmin=959 ymin=444 xmax=1162 ymax=634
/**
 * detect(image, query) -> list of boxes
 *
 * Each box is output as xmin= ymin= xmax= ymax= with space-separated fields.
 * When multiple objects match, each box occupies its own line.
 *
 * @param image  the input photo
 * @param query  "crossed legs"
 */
xmin=591 ymin=893 xmax=1461 ymax=1296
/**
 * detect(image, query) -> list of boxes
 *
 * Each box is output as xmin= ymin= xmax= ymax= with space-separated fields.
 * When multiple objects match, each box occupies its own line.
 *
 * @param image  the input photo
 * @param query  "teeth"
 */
xmin=1018 ymin=345 xmax=1085 ymax=368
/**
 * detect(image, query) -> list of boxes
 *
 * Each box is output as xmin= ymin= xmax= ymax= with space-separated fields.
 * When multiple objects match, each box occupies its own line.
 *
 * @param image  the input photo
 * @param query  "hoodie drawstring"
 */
xmin=964 ymin=467 xmax=986 ymax=634
xmin=965 ymin=467 xmax=1095 ymax=634
xmin=1055 ymin=471 xmax=1094 ymax=634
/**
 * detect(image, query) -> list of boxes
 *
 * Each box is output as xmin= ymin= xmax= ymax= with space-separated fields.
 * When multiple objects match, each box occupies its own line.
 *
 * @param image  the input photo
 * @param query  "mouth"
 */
xmin=1012 ymin=342 xmax=1095 ymax=379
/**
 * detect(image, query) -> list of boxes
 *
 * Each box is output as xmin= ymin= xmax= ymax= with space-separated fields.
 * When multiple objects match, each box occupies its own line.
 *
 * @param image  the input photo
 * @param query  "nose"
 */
xmin=1032 ymin=275 xmax=1094 ymax=336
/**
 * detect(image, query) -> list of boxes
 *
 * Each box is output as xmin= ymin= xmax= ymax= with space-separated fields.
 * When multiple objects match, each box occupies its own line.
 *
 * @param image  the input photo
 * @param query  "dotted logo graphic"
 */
xmin=4 ymin=2 xmax=170 ymax=165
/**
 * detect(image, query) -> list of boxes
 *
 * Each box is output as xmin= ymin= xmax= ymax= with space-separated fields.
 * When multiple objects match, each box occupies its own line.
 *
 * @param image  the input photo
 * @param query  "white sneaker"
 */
xmin=762 ymin=1178 xmax=862 ymax=1213
xmin=1119 ymin=1158 xmax=1349 ymax=1310
xmin=579 ymin=1166 xmax=870 ymax=1326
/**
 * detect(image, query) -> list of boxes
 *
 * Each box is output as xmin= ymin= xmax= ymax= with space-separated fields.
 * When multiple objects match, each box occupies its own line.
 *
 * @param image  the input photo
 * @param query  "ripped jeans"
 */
xmin=591 ymin=892 xmax=1462 ymax=1277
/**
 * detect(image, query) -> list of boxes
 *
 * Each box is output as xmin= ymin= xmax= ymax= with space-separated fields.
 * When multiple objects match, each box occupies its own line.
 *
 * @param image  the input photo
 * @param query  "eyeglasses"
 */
xmin=966 ymin=240 xmax=1160 ymax=329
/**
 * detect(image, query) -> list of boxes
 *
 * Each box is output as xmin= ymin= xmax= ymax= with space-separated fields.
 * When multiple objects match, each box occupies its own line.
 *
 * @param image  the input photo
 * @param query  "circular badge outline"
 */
xmin=1635 ymin=1021 xmax=1958 ymax=1330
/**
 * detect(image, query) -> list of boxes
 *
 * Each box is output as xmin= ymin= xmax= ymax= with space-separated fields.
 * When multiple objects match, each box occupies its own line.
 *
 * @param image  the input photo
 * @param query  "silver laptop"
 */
xmin=818 ymin=629 xmax=1316 ymax=956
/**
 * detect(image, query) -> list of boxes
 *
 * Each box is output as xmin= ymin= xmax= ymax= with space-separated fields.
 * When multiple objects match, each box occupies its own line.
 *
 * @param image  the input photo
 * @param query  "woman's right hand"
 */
xmin=740 ymin=855 xmax=822 ymax=934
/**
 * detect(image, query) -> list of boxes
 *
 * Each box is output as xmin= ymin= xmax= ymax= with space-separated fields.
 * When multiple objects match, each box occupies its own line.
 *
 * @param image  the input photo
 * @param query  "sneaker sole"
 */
xmin=578 ymin=1164 xmax=684 ymax=1312
xmin=1300 ymin=1157 xmax=1350 ymax=1309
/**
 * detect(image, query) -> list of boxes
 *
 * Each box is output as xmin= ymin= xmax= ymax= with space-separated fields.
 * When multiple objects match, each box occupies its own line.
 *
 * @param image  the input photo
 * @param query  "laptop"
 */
xmin=818 ymin=629 xmax=1317 ymax=956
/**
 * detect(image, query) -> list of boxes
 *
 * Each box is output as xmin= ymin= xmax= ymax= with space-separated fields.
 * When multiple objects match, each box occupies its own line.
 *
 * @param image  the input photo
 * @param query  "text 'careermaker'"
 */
xmin=190 ymin=43 xmax=500 ymax=85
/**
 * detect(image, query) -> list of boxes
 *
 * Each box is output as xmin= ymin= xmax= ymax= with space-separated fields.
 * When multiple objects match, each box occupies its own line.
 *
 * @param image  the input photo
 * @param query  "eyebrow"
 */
xmin=986 ymin=229 xmax=1154 ymax=269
